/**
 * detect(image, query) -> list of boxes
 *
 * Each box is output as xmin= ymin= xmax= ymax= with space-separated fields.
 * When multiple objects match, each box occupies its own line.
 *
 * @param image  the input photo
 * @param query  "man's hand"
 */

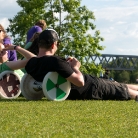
xmin=66 ymin=56 xmax=84 ymax=87
xmin=67 ymin=57 xmax=81 ymax=70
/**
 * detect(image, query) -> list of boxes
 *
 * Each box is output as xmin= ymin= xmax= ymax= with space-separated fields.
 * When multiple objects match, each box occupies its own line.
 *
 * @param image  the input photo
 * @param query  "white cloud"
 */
xmin=95 ymin=0 xmax=117 ymax=1
xmin=0 ymin=0 xmax=20 ymax=9
xmin=90 ymin=3 xmax=138 ymax=55
xmin=123 ymin=23 xmax=138 ymax=37
xmin=116 ymin=21 xmax=126 ymax=25
xmin=0 ymin=0 xmax=21 ymax=29
xmin=80 ymin=0 xmax=138 ymax=55
xmin=94 ymin=6 xmax=138 ymax=21
xmin=0 ymin=18 xmax=10 ymax=28
xmin=120 ymin=0 xmax=138 ymax=6
xmin=117 ymin=48 xmax=138 ymax=55
xmin=0 ymin=0 xmax=21 ymax=19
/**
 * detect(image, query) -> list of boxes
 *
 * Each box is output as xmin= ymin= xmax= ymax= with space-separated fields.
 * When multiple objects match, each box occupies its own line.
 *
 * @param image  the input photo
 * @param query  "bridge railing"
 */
xmin=86 ymin=54 xmax=138 ymax=71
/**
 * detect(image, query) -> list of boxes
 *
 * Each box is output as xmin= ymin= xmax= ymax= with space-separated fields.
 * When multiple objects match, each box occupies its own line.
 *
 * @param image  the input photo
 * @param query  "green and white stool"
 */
xmin=21 ymin=74 xmax=44 ymax=100
xmin=42 ymin=72 xmax=71 ymax=101
xmin=21 ymin=72 xmax=71 ymax=101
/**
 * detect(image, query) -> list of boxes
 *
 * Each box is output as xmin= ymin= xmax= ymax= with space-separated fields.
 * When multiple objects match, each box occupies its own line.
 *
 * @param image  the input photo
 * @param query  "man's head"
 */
xmin=38 ymin=29 xmax=59 ymax=49
xmin=35 ymin=20 xmax=47 ymax=30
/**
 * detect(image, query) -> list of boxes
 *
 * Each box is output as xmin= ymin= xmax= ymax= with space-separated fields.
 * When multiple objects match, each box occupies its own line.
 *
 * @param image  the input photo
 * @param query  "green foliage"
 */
xmin=7 ymin=0 xmax=105 ymax=75
xmin=131 ymin=71 xmax=138 ymax=83
xmin=107 ymin=70 xmax=138 ymax=83
xmin=118 ymin=71 xmax=130 ymax=83
xmin=109 ymin=70 xmax=115 ymax=79
xmin=80 ymin=62 xmax=103 ymax=76
xmin=102 ymin=58 xmax=138 ymax=82
xmin=0 ymin=98 xmax=138 ymax=137
xmin=129 ymin=65 xmax=138 ymax=83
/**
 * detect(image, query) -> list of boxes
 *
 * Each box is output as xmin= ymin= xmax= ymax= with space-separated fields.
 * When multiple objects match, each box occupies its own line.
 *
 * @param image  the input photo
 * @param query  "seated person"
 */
xmin=0 ymin=43 xmax=23 ymax=78
xmin=26 ymin=20 xmax=46 ymax=43
xmin=0 ymin=24 xmax=17 ymax=61
xmin=3 ymin=36 xmax=17 ymax=61
xmin=0 ymin=24 xmax=5 ymax=42
xmin=0 ymin=43 xmax=35 ymax=78
xmin=24 ymin=32 xmax=40 ymax=50
xmin=21 ymin=35 xmax=39 ymax=73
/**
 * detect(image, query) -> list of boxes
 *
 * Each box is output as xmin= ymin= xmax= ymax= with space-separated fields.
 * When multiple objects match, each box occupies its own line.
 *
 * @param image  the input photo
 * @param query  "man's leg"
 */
xmin=127 ymin=87 xmax=138 ymax=99
xmin=126 ymin=84 xmax=138 ymax=91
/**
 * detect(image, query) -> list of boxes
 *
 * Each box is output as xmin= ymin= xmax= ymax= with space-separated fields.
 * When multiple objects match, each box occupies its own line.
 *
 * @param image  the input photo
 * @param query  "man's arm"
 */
xmin=66 ymin=57 xmax=84 ymax=87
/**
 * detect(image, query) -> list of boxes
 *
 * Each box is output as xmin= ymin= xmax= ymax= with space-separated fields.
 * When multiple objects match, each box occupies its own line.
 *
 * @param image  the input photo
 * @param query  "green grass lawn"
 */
xmin=0 ymin=98 xmax=138 ymax=138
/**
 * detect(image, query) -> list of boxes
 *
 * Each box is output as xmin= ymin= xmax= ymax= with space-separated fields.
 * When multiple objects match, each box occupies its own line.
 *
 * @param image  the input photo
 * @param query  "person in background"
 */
xmin=0 ymin=24 xmax=6 ymax=43
xmin=103 ymin=68 xmax=115 ymax=81
xmin=103 ymin=68 xmax=110 ymax=79
xmin=3 ymin=36 xmax=17 ymax=61
xmin=24 ymin=32 xmax=40 ymax=50
xmin=0 ymin=43 xmax=24 ymax=78
xmin=0 ymin=24 xmax=17 ymax=61
xmin=26 ymin=37 xmax=39 ymax=56
xmin=21 ymin=35 xmax=39 ymax=73
xmin=0 ymin=43 xmax=36 ymax=78
xmin=0 ymin=24 xmax=35 ymax=78
xmin=26 ymin=20 xmax=46 ymax=43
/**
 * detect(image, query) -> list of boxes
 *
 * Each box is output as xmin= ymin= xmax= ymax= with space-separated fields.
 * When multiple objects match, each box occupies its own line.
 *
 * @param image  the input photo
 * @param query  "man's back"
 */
xmin=25 ymin=55 xmax=97 ymax=100
xmin=25 ymin=56 xmax=74 ymax=82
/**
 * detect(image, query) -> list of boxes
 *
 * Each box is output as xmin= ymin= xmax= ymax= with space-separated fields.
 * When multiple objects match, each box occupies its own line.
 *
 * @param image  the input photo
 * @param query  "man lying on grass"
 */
xmin=2 ymin=29 xmax=138 ymax=101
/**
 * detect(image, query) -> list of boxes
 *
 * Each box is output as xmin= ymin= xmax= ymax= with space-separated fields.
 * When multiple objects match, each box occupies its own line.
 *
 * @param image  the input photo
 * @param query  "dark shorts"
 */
xmin=68 ymin=75 xmax=131 ymax=100
xmin=90 ymin=78 xmax=131 ymax=100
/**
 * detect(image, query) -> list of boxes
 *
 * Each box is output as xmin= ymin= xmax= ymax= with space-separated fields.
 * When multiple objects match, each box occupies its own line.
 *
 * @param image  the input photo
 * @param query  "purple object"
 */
xmin=3 ymin=37 xmax=11 ymax=45
xmin=3 ymin=37 xmax=17 ymax=61
xmin=26 ymin=25 xmax=42 ymax=43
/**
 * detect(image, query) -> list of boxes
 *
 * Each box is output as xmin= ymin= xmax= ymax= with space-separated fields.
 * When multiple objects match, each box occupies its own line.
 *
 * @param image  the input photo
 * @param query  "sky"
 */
xmin=1 ymin=0 xmax=138 ymax=55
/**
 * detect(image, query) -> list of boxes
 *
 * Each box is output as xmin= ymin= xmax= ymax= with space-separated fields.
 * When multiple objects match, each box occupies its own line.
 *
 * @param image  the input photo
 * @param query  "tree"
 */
xmin=130 ymin=64 xmax=138 ymax=83
xmin=130 ymin=71 xmax=138 ymax=83
xmin=115 ymin=71 xmax=130 ymax=83
xmin=7 ymin=0 xmax=105 ymax=75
